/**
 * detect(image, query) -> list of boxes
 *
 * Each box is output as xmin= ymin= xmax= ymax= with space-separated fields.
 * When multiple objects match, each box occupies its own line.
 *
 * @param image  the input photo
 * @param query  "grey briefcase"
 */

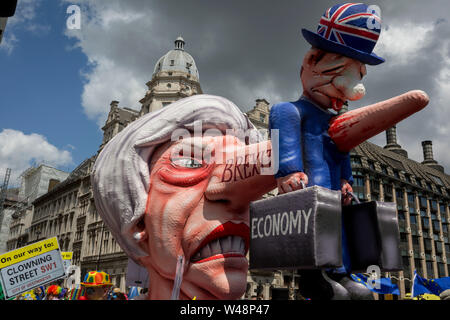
xmin=249 ymin=185 xmax=342 ymax=270
xmin=342 ymin=199 xmax=403 ymax=272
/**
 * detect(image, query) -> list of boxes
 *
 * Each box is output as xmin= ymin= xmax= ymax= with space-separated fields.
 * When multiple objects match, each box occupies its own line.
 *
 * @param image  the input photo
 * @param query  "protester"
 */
xmin=34 ymin=286 xmax=46 ymax=300
xmin=110 ymin=287 xmax=128 ymax=300
xmin=78 ymin=271 xmax=112 ymax=300
xmin=46 ymin=285 xmax=63 ymax=300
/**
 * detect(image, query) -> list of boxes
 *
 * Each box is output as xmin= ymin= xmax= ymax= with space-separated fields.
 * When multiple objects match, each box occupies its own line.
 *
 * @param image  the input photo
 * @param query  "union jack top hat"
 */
xmin=302 ymin=2 xmax=385 ymax=65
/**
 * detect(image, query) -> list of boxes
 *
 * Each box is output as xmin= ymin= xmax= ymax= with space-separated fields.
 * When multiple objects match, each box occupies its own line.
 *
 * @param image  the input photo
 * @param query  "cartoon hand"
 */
xmin=341 ymin=179 xmax=353 ymax=205
xmin=276 ymin=172 xmax=308 ymax=194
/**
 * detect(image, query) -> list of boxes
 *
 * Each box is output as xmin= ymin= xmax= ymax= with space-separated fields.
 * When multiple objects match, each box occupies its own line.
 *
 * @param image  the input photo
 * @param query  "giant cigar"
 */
xmin=329 ymin=90 xmax=429 ymax=153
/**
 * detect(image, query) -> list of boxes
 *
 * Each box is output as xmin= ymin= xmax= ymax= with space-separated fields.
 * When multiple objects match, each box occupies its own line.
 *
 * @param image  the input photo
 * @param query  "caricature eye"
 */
xmin=171 ymin=157 xmax=203 ymax=169
xmin=159 ymin=155 xmax=213 ymax=187
xmin=322 ymin=65 xmax=345 ymax=74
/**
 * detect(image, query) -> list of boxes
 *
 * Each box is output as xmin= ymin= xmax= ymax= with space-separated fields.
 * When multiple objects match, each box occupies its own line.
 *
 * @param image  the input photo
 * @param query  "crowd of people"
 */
xmin=14 ymin=284 xmax=138 ymax=300
xmin=12 ymin=270 xmax=144 ymax=300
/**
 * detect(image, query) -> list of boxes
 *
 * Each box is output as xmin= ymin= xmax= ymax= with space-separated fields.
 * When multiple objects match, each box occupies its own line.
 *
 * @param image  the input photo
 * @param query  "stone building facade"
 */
xmin=5 ymin=165 xmax=69 ymax=252
xmin=0 ymin=188 xmax=19 ymax=254
xmin=350 ymin=131 xmax=450 ymax=299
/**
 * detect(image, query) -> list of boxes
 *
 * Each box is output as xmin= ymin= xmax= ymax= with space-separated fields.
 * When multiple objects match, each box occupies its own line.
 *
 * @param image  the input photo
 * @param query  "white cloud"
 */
xmin=0 ymin=33 xmax=18 ymax=55
xmin=365 ymin=19 xmax=450 ymax=172
xmin=375 ymin=23 xmax=433 ymax=65
xmin=79 ymin=56 xmax=146 ymax=126
xmin=63 ymin=1 xmax=155 ymax=126
xmin=0 ymin=0 xmax=49 ymax=54
xmin=0 ymin=129 xmax=73 ymax=186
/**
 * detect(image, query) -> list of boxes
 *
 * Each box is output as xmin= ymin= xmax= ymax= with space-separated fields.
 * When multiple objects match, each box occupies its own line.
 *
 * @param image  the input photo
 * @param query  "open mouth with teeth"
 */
xmin=191 ymin=222 xmax=249 ymax=264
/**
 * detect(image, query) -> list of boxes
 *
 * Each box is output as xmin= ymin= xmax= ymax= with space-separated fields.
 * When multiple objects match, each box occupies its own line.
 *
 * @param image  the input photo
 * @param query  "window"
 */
xmin=368 ymin=161 xmax=375 ymax=170
xmin=370 ymin=179 xmax=380 ymax=191
xmin=354 ymin=177 xmax=365 ymax=187
xmin=260 ymin=114 xmax=266 ymax=123
xmin=433 ymin=220 xmax=441 ymax=231
xmin=394 ymin=170 xmax=400 ymax=179
xmin=351 ymin=157 xmax=362 ymax=167
xmin=170 ymin=60 xmax=174 ymax=66
xmin=426 ymin=261 xmax=433 ymax=276
xmin=436 ymin=243 xmax=443 ymax=254
xmin=425 ymin=240 xmax=433 ymax=251
xmin=431 ymin=201 xmax=438 ymax=211
xmin=431 ymin=175 xmax=444 ymax=186
xmin=438 ymin=263 xmax=446 ymax=278
xmin=415 ymin=259 xmax=423 ymax=273
xmin=420 ymin=197 xmax=427 ymax=208
xmin=400 ymin=233 xmax=408 ymax=241
xmin=384 ymin=184 xmax=393 ymax=195
xmin=410 ymin=215 xmax=417 ymax=224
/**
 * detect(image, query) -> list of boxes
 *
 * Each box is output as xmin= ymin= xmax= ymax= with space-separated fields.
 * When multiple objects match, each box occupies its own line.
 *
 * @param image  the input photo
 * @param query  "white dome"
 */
xmin=152 ymin=37 xmax=199 ymax=80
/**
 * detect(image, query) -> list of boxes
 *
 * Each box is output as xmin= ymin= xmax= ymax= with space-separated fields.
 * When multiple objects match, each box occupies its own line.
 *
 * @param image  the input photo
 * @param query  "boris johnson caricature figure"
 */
xmin=269 ymin=3 xmax=429 ymax=299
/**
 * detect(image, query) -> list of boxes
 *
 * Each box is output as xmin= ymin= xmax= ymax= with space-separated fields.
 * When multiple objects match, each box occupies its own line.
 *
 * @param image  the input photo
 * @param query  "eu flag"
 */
xmin=351 ymin=273 xmax=400 ymax=295
xmin=412 ymin=270 xmax=450 ymax=297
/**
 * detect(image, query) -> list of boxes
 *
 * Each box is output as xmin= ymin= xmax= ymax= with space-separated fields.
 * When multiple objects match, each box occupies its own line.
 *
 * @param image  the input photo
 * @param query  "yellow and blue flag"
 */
xmin=351 ymin=273 xmax=400 ymax=295
xmin=412 ymin=270 xmax=450 ymax=298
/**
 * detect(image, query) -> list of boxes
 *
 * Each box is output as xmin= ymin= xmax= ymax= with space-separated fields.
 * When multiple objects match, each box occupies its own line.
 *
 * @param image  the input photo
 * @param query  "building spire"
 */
xmin=175 ymin=36 xmax=185 ymax=50
xmin=383 ymin=125 xmax=408 ymax=157
xmin=421 ymin=140 xmax=444 ymax=172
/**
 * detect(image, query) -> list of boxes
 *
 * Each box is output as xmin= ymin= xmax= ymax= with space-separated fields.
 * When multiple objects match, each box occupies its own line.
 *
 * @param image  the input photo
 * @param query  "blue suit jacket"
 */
xmin=270 ymin=96 xmax=354 ymax=274
xmin=269 ymin=96 xmax=353 ymax=190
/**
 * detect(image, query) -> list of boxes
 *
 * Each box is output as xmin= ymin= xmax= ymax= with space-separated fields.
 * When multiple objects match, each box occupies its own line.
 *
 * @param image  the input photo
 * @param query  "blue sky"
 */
xmin=1 ymin=0 xmax=449 ymax=186
xmin=0 ymin=1 xmax=101 ymax=184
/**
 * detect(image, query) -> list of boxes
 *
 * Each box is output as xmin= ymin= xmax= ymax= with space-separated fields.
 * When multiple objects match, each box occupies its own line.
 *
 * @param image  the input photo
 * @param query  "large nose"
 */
xmin=205 ymin=140 xmax=277 ymax=211
xmin=333 ymin=68 xmax=366 ymax=101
